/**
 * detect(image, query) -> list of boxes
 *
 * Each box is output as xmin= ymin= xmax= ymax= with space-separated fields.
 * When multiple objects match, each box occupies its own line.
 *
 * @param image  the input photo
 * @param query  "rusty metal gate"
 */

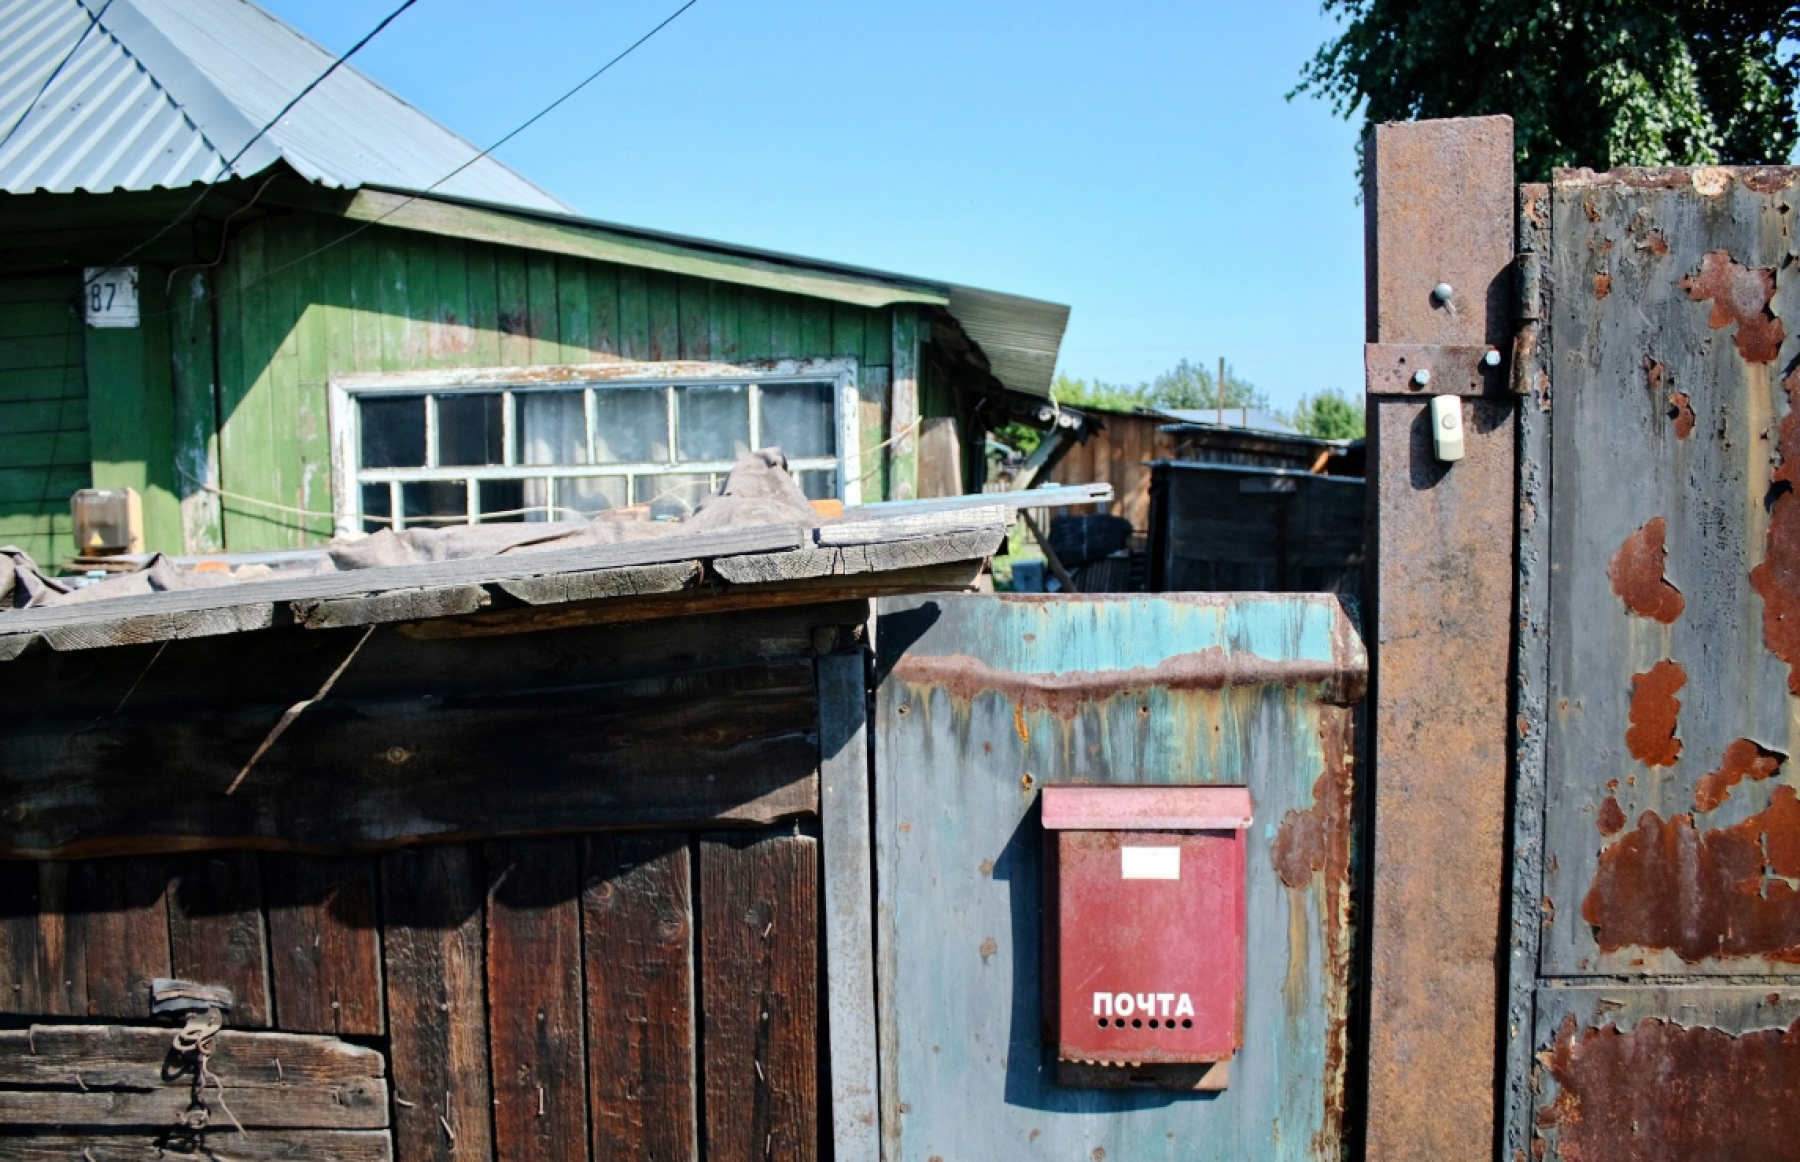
xmin=1502 ymin=159 xmax=1800 ymax=1158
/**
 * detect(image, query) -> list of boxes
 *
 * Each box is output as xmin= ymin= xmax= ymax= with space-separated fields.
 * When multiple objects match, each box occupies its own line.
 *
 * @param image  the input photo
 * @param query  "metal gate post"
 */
xmin=1362 ymin=116 xmax=1517 ymax=1160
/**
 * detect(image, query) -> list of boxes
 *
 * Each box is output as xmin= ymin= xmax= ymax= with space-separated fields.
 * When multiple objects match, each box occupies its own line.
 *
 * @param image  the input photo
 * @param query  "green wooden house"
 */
xmin=0 ymin=0 xmax=1069 ymax=567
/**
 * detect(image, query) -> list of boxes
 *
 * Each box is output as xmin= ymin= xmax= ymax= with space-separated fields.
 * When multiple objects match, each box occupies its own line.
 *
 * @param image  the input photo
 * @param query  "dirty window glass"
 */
xmin=402 ymin=480 xmax=468 ymax=526
xmin=516 ymin=391 xmax=587 ymax=466
xmin=760 ymin=382 xmax=834 ymax=459
xmin=594 ymin=388 xmax=670 ymax=464
xmin=676 ymin=384 xmax=749 ymax=462
xmin=360 ymin=395 xmax=425 ymax=468
xmin=436 ymin=393 xmax=503 ymax=467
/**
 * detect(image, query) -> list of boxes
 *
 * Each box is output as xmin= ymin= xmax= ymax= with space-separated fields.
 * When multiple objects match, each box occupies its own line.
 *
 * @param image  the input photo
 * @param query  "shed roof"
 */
xmin=0 ymin=0 xmax=566 ymax=207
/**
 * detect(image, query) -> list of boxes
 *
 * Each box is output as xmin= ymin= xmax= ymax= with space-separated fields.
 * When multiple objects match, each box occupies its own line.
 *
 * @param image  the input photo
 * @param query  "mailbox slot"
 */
xmin=1042 ymin=784 xmax=1251 ymax=1090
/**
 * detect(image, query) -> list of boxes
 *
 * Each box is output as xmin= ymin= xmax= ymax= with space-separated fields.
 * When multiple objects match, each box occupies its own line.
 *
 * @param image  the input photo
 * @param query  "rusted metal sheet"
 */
xmin=1540 ymin=166 xmax=1800 ymax=979
xmin=873 ymin=593 xmax=1363 ymax=1161
xmin=1532 ymin=987 xmax=1800 ymax=1162
xmin=1363 ymin=115 xmax=1517 ymax=1162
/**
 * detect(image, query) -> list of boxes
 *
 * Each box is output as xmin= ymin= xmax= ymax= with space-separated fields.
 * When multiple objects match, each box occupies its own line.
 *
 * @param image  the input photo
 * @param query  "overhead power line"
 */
xmin=144 ymin=0 xmax=706 ymax=315
xmin=92 ymin=0 xmax=426 ymax=282
xmin=0 ymin=0 xmax=118 ymax=158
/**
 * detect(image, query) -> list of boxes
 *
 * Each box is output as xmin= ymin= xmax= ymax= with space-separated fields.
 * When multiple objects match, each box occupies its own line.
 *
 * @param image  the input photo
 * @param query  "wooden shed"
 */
xmin=0 ymin=0 xmax=1068 ymax=569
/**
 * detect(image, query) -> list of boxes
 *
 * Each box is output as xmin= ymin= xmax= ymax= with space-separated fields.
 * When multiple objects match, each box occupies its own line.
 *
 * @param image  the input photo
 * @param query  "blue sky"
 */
xmin=260 ymin=0 xmax=1366 ymax=414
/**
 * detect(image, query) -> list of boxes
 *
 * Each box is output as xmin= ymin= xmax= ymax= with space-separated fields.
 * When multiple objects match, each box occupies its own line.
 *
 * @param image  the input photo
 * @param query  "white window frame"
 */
xmin=327 ymin=358 xmax=862 ymax=534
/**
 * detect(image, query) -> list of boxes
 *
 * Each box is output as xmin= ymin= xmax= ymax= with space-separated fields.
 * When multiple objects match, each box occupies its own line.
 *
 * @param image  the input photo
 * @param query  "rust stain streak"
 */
xmin=1269 ymin=711 xmax=1354 ymax=1159
xmin=892 ymin=648 xmax=1366 ymax=718
xmin=1752 ymin=369 xmax=1800 ymax=693
xmin=1695 ymin=739 xmax=1786 ymax=812
xmin=1537 ymin=1014 xmax=1800 ymax=1162
xmin=1012 ymin=702 xmax=1029 ymax=745
xmin=1596 ymin=796 xmax=1626 ymax=836
xmin=1583 ymin=786 xmax=1800 ymax=962
xmin=1608 ymin=519 xmax=1685 ymax=623
xmin=1625 ymin=659 xmax=1686 ymax=768
xmin=1679 ymin=249 xmax=1784 ymax=364
xmin=1594 ymin=272 xmax=1612 ymax=299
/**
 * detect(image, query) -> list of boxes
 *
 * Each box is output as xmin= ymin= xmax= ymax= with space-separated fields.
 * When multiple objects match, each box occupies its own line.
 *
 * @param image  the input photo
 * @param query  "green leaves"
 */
xmin=1051 ymin=360 xmax=1266 ymax=413
xmin=1297 ymin=0 xmax=1800 ymax=181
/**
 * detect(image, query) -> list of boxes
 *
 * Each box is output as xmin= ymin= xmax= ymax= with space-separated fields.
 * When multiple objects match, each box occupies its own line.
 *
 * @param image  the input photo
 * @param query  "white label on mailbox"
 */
xmin=1120 ymin=846 xmax=1180 ymax=880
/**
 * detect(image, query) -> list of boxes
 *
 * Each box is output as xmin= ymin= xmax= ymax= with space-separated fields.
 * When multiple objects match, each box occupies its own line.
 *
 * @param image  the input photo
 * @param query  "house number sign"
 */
xmin=83 ymin=267 xmax=140 ymax=328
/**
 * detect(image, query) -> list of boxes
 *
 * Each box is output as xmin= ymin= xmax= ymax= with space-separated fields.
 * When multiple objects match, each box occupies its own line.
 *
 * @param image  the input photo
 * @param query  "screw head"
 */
xmin=1412 ymin=369 xmax=1432 ymax=387
xmin=1482 ymin=349 xmax=1502 ymax=368
xmin=1432 ymin=282 xmax=1454 ymax=304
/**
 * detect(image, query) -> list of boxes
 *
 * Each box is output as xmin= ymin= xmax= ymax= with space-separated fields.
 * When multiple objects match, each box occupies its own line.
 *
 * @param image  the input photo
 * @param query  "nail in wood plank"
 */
xmin=582 ymin=833 xmax=696 ymax=1161
xmin=380 ymin=844 xmax=492 ymax=1161
xmin=485 ymin=838 xmax=588 ymax=1162
xmin=266 ymin=854 xmax=384 ymax=1035
xmin=700 ymin=832 xmax=819 ymax=1162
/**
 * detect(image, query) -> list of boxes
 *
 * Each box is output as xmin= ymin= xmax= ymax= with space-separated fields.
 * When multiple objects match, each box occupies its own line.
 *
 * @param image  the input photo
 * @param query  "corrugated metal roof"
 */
xmin=945 ymin=286 xmax=1069 ymax=402
xmin=0 ymin=0 xmax=566 ymax=209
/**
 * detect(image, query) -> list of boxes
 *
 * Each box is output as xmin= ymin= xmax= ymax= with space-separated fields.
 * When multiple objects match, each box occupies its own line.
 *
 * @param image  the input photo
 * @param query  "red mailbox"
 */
xmin=1042 ymin=784 xmax=1251 ymax=1087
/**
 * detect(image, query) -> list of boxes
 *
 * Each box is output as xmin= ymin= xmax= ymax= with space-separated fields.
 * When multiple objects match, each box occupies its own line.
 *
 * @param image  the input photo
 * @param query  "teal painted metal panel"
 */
xmin=874 ymin=593 xmax=1365 ymax=1160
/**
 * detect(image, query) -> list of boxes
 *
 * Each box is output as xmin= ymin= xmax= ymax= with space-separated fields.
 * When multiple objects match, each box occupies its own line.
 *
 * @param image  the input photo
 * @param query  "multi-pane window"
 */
xmin=334 ymin=367 xmax=852 ymax=531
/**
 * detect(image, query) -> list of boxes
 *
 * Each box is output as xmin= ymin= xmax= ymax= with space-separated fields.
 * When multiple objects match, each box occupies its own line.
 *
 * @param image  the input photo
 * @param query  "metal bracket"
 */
xmin=1366 ymin=343 xmax=1510 ymax=397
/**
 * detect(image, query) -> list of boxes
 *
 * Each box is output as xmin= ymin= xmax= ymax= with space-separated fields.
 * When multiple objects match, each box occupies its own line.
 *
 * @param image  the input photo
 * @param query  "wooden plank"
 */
xmin=818 ymin=653 xmax=879 ymax=1160
xmin=69 ymin=856 xmax=169 ymax=1019
xmin=171 ymin=268 xmax=222 ymax=554
xmin=0 ymin=429 xmax=91 ymax=469
xmin=375 ymin=228 xmax=410 ymax=373
xmin=526 ymin=251 xmax=560 ymax=365
xmin=0 ymin=522 xmax=803 ymax=638
xmin=0 ymin=656 xmax=821 ymax=857
xmin=830 ymin=304 xmax=864 ymax=359
xmin=796 ymin=298 xmax=832 ymax=360
xmin=0 ymin=1024 xmax=385 ymax=1087
xmin=677 ymin=276 xmax=711 ymax=360
xmin=0 ymin=1131 xmax=393 ymax=1161
xmin=712 ymin=281 xmax=740 ymax=361
xmin=403 ymin=560 xmax=981 ymax=639
xmin=484 ymin=839 xmax=587 ymax=1161
xmin=465 ymin=240 xmax=502 ymax=368
xmin=348 ymin=227 xmax=385 ymax=375
xmin=381 ymin=844 xmax=492 ymax=1161
xmin=646 ymin=271 xmax=679 ymax=362
xmin=0 ymin=365 xmax=85 ymax=402
xmin=291 ymin=584 xmax=488 ymax=629
xmin=265 ymin=855 xmax=384 ymax=1036
xmin=887 ymin=307 xmax=920 ymax=502
xmin=737 ymin=287 xmax=773 ymax=361
xmin=587 ymin=260 xmax=620 ymax=361
xmin=0 ymin=334 xmax=81 ymax=371
xmin=617 ymin=267 xmax=650 ymax=361
xmin=699 ymin=832 xmax=818 ymax=1161
xmin=0 ymin=1080 xmax=388 ymax=1128
xmin=769 ymin=291 xmax=801 ymax=359
xmin=495 ymin=559 xmax=698 ymax=605
xmin=555 ymin=255 xmax=591 ymax=363
xmin=38 ymin=603 xmax=274 ymax=652
xmin=712 ymin=526 xmax=1001 ymax=586
xmin=292 ymin=217 xmax=333 ymax=541
xmin=0 ymin=395 xmax=88 ymax=435
xmin=166 ymin=852 xmax=271 ymax=1027
xmin=582 ymin=833 xmax=696 ymax=1162
xmin=0 ymin=862 xmax=82 ymax=1016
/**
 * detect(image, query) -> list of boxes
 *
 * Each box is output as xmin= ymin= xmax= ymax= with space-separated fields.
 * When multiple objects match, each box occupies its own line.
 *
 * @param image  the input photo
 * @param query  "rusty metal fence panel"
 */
xmin=1522 ymin=164 xmax=1800 ymax=1159
xmin=872 ymin=593 xmax=1364 ymax=1160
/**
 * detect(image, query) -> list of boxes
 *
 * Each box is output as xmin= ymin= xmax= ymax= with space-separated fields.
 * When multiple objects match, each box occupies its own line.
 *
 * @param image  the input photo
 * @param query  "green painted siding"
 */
xmin=213 ymin=214 xmax=898 ymax=551
xmin=0 ymin=274 xmax=87 ymax=565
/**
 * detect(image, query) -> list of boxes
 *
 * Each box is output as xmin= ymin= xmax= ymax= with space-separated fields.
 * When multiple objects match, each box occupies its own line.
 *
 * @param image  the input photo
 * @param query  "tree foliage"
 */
xmin=1296 ymin=1 xmax=1800 ymax=181
xmin=1051 ymin=359 xmax=1265 ymax=413
xmin=1286 ymin=387 xmax=1366 ymax=440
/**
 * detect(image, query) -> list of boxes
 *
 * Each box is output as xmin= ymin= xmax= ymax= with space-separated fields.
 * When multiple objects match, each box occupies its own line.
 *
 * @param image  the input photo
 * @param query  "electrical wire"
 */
xmin=99 ymin=0 xmax=706 ymax=324
xmin=229 ymin=0 xmax=704 ymax=300
xmin=0 ymin=0 xmax=116 ymax=159
xmin=91 ymin=0 xmax=426 ymax=285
